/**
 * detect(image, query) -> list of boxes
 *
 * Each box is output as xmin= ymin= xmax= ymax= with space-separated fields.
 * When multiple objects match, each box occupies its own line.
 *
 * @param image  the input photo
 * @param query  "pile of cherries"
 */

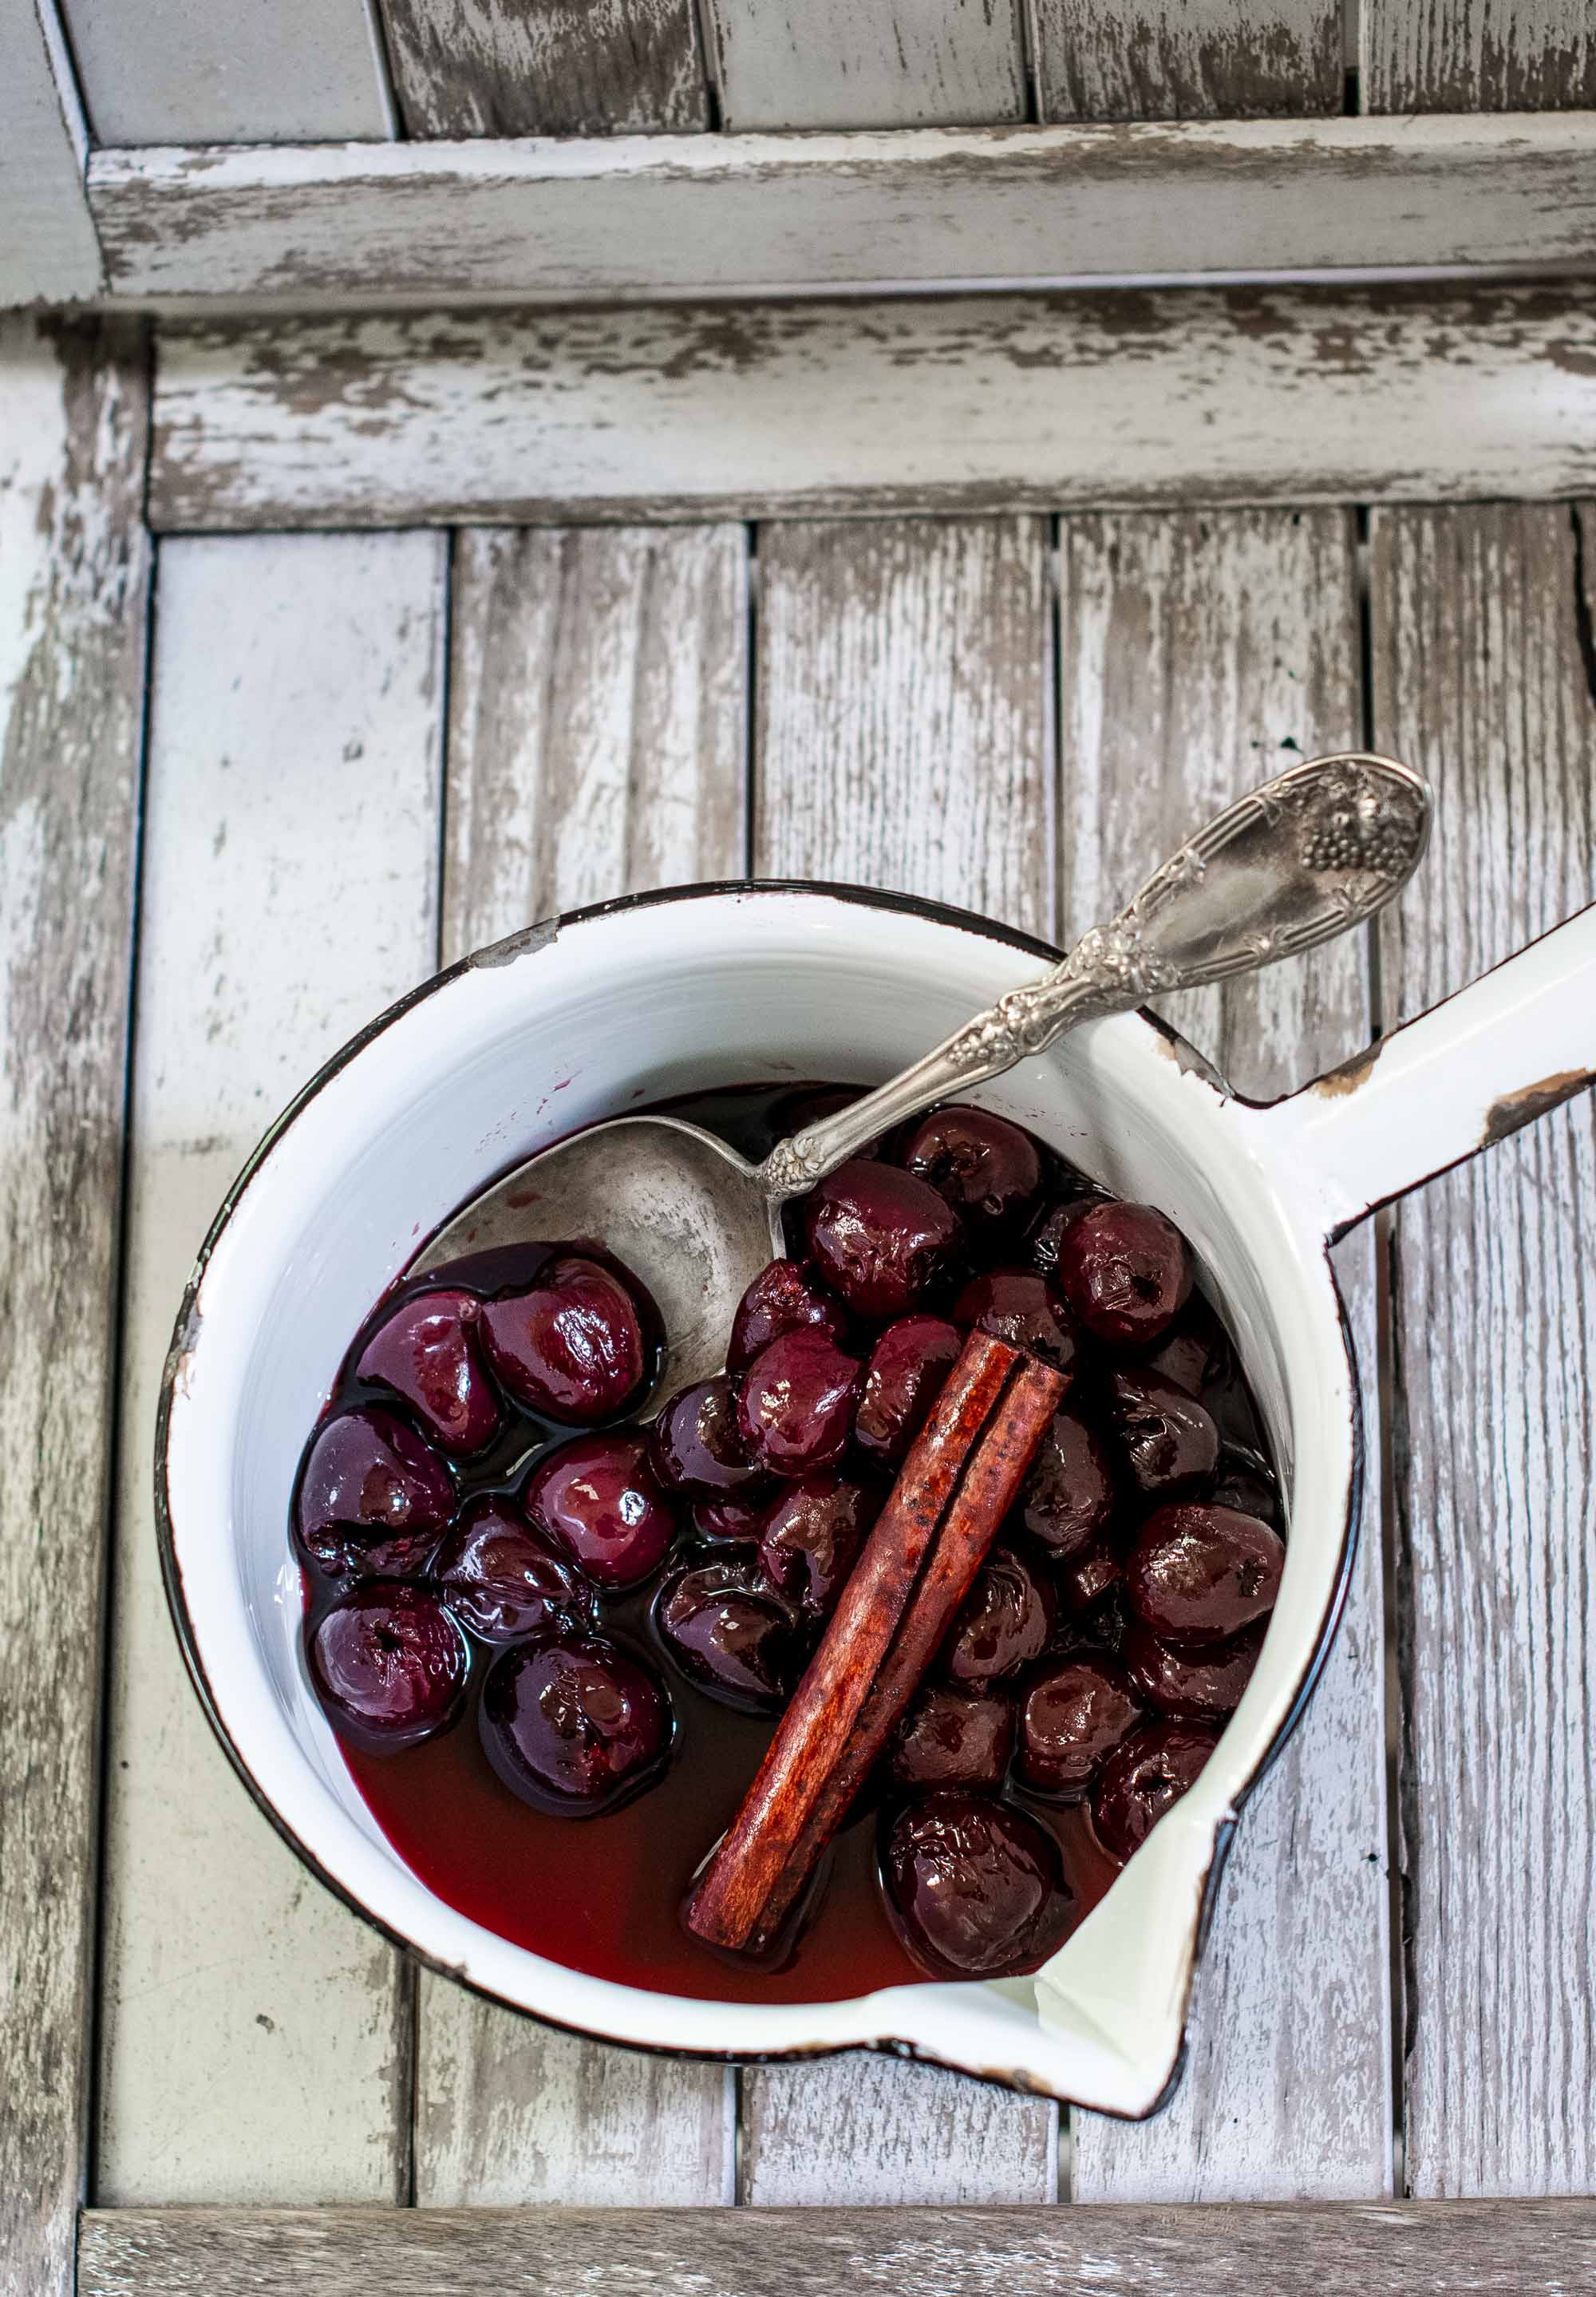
xmin=292 ymin=1092 xmax=1285 ymax=1985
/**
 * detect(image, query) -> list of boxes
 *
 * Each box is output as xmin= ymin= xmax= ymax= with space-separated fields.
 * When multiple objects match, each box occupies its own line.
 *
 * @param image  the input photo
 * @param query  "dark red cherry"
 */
xmin=1122 ymin=1618 xmax=1264 ymax=1721
xmin=854 ymin=1315 xmax=961 ymax=1466
xmin=943 ymin=1546 xmax=1054 ymax=1686
xmin=1210 ymin=1445 xmax=1282 ymax=1528
xmin=294 ymin=1405 xmax=454 ymax=1578
xmin=1017 ymin=1409 xmax=1116 ymax=1559
xmin=1017 ymin=1657 xmax=1144 ymax=1799
xmin=1126 ymin=1504 xmax=1284 ymax=1645
xmin=1103 ymin=1368 xmax=1219 ymax=1500
xmin=728 ymin=1259 xmax=850 ymax=1374
xmin=523 ymin=1431 xmax=678 ymax=1590
xmin=737 ymin=1328 xmax=862 ymax=1477
xmin=1142 ymin=1295 xmax=1233 ymax=1397
xmin=309 ymin=1579 xmax=468 ymax=1749
xmin=649 ymin=1375 xmax=768 ymax=1497
xmin=433 ymin=1496 xmax=598 ymax=1643
xmin=355 ymin=1287 xmax=500 ymax=1456
xmin=1053 ymin=1200 xmax=1193 ymax=1347
xmin=882 ymin=1793 xmax=1073 ymax=1979
xmin=897 ymin=1105 xmax=1044 ymax=1238
xmin=758 ymin=1473 xmax=878 ymax=1623
xmin=478 ymin=1252 xmax=650 ymax=1424
xmin=950 ymin=1267 xmax=1077 ymax=1377
xmin=1025 ymin=1180 xmax=1108 ymax=1278
xmin=691 ymin=1492 xmax=772 ymax=1547
xmin=480 ymin=1632 xmax=670 ymax=1815
xmin=1093 ymin=1720 xmax=1219 ymax=1859
xmin=655 ymin=1560 xmax=801 ymax=1713
xmin=888 ymin=1684 xmax=1014 ymax=1792
xmin=804 ymin=1158 xmax=962 ymax=1320
xmin=1057 ymin=1541 xmax=1125 ymax=1619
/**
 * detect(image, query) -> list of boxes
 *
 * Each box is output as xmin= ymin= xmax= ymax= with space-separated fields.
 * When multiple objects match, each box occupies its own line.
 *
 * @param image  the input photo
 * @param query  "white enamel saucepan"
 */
xmin=158 ymin=880 xmax=1596 ymax=2117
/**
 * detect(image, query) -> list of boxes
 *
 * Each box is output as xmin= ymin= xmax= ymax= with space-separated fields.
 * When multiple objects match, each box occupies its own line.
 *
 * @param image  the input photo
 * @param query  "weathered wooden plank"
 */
xmin=96 ymin=532 xmax=446 ymax=2204
xmin=76 ymin=2197 xmax=1596 ymax=2294
xmin=1365 ymin=0 xmax=1596 ymax=110
xmin=418 ymin=524 xmax=746 ymax=2207
xmin=146 ymin=283 xmax=1596 ymax=535
xmin=86 ymin=113 xmax=1596 ymax=306
xmin=1370 ymin=503 xmax=1596 ymax=2198
xmin=0 ymin=314 xmax=148 ymax=2297
xmin=1061 ymin=509 xmax=1390 ymax=2202
xmin=743 ymin=516 xmax=1056 ymax=2204
xmin=0 ymin=0 xmax=101 ymax=304
xmin=702 ymin=0 xmax=1025 ymax=129
xmin=1033 ymin=0 xmax=1341 ymax=119
xmin=378 ymin=0 xmax=708 ymax=136
xmin=57 ymin=0 xmax=392 ymax=141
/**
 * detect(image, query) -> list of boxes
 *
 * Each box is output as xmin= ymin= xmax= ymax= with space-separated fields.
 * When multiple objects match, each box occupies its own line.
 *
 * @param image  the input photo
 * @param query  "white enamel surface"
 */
xmin=163 ymin=888 xmax=1357 ymax=2114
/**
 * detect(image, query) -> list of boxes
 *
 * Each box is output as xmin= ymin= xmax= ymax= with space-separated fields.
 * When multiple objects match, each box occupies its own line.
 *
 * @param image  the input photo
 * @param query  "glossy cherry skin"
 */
xmin=896 ymin=1105 xmax=1044 ymax=1238
xmin=1025 ymin=1180 xmax=1108 ymax=1279
xmin=1125 ymin=1504 xmax=1285 ymax=1645
xmin=853 ymin=1315 xmax=961 ymax=1466
xmin=1102 ymin=1368 xmax=1219 ymax=1501
xmin=1017 ymin=1657 xmax=1144 ymax=1799
xmin=1122 ymin=1618 xmax=1264 ymax=1722
xmin=433 ymin=1496 xmax=598 ymax=1643
xmin=354 ymin=1287 xmax=500 ymax=1456
xmin=1210 ymin=1444 xmax=1282 ymax=1528
xmin=654 ymin=1560 xmax=802 ymax=1713
xmin=1016 ymin=1408 xmax=1116 ymax=1559
xmin=478 ymin=1252 xmax=650 ymax=1424
xmin=1093 ymin=1720 xmax=1219 ymax=1859
xmin=942 ymin=1546 xmax=1054 ymax=1686
xmin=480 ymin=1632 xmax=671 ymax=1816
xmin=728 ymin=1259 xmax=850 ymax=1374
xmin=524 ymin=1431 xmax=679 ymax=1591
xmin=1053 ymin=1200 xmax=1193 ymax=1347
xmin=1057 ymin=1541 xmax=1124 ymax=1619
xmin=881 ymin=1792 xmax=1073 ymax=1979
xmin=691 ymin=1492 xmax=772 ymax=1547
xmin=737 ymin=1327 xmax=862 ymax=1477
xmin=804 ymin=1157 xmax=962 ymax=1320
xmin=887 ymin=1684 xmax=1014 ymax=1793
xmin=649 ymin=1375 xmax=768 ymax=1497
xmin=758 ymin=1473 xmax=879 ymax=1623
xmin=950 ymin=1267 xmax=1077 ymax=1377
xmin=1142 ymin=1295 xmax=1233 ymax=1398
xmin=309 ymin=1579 xmax=468 ymax=1750
xmin=294 ymin=1405 xmax=454 ymax=1578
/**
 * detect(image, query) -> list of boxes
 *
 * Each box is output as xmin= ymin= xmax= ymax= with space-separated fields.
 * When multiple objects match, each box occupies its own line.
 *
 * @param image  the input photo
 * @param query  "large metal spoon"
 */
xmin=418 ymin=751 xmax=1430 ymax=1401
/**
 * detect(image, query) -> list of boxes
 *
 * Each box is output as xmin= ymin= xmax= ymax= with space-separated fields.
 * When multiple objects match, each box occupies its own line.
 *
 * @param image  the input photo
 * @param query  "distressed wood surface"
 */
xmin=417 ymin=524 xmax=746 ymax=2207
xmin=86 ymin=113 xmax=1596 ymax=306
xmin=702 ymin=0 xmax=1025 ymax=129
xmin=0 ymin=316 xmax=148 ymax=2297
xmin=57 ymin=0 xmax=392 ymax=142
xmin=146 ymin=283 xmax=1596 ymax=536
xmin=744 ymin=516 xmax=1057 ymax=2204
xmin=1061 ymin=509 xmax=1391 ymax=2201
xmin=96 ymin=532 xmax=446 ymax=2204
xmin=1370 ymin=504 xmax=1596 ymax=2197
xmin=1364 ymin=0 xmax=1596 ymax=109
xmin=76 ymin=2198 xmax=1596 ymax=2294
xmin=1 ymin=0 xmax=101 ymax=304
xmin=1033 ymin=0 xmax=1341 ymax=119
xmin=378 ymin=0 xmax=708 ymax=136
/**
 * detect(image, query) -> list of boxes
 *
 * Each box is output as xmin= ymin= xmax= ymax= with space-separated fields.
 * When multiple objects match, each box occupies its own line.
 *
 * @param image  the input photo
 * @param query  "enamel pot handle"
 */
xmin=1254 ymin=901 xmax=1596 ymax=1239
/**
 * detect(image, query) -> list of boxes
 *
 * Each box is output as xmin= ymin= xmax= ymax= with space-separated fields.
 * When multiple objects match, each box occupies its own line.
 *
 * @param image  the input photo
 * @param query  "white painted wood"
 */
xmin=703 ymin=0 xmax=1025 ymax=129
xmin=1 ymin=0 xmax=101 ymax=304
xmin=96 ymin=532 xmax=446 ymax=2204
xmin=0 ymin=314 xmax=148 ymax=2297
xmin=417 ymin=524 xmax=746 ymax=2207
xmin=85 ymin=113 xmax=1596 ymax=306
xmin=1061 ymin=509 xmax=1391 ymax=2202
xmin=1364 ymin=0 xmax=1596 ymax=109
xmin=742 ymin=516 xmax=1057 ymax=2205
xmin=146 ymin=283 xmax=1596 ymax=535
xmin=1033 ymin=0 xmax=1341 ymax=118
xmin=378 ymin=0 xmax=709 ymax=135
xmin=57 ymin=0 xmax=392 ymax=142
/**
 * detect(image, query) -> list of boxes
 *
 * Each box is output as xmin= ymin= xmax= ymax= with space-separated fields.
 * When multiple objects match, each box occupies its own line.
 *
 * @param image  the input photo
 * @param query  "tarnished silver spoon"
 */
xmin=417 ymin=751 xmax=1430 ymax=1402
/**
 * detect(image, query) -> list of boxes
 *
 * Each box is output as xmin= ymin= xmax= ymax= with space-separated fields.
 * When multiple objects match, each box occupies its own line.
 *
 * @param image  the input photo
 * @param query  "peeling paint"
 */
xmin=468 ymin=915 xmax=559 ymax=968
xmin=1479 ymin=1065 xmax=1595 ymax=1148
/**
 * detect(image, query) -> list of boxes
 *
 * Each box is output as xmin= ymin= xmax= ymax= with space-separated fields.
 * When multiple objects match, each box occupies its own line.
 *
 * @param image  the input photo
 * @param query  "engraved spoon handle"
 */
xmin=758 ymin=751 xmax=1432 ymax=1204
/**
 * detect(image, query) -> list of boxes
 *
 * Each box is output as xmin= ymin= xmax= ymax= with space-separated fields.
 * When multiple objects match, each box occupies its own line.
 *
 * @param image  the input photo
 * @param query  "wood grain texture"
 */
xmin=1364 ymin=0 xmax=1596 ymax=109
xmin=1033 ymin=0 xmax=1341 ymax=119
xmin=86 ymin=113 xmax=1596 ymax=306
xmin=1 ymin=0 xmax=102 ymax=303
xmin=0 ymin=314 xmax=148 ymax=2297
xmin=1369 ymin=504 xmax=1596 ymax=2198
xmin=379 ymin=0 xmax=709 ymax=136
xmin=76 ymin=2197 xmax=1596 ymax=2294
xmin=57 ymin=0 xmax=392 ymax=142
xmin=1061 ymin=509 xmax=1391 ymax=2201
xmin=96 ymin=532 xmax=446 ymax=2204
xmin=703 ymin=0 xmax=1025 ymax=128
xmin=417 ymin=524 xmax=746 ymax=2208
xmin=144 ymin=283 xmax=1596 ymax=536
xmin=744 ymin=516 xmax=1056 ymax=2204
